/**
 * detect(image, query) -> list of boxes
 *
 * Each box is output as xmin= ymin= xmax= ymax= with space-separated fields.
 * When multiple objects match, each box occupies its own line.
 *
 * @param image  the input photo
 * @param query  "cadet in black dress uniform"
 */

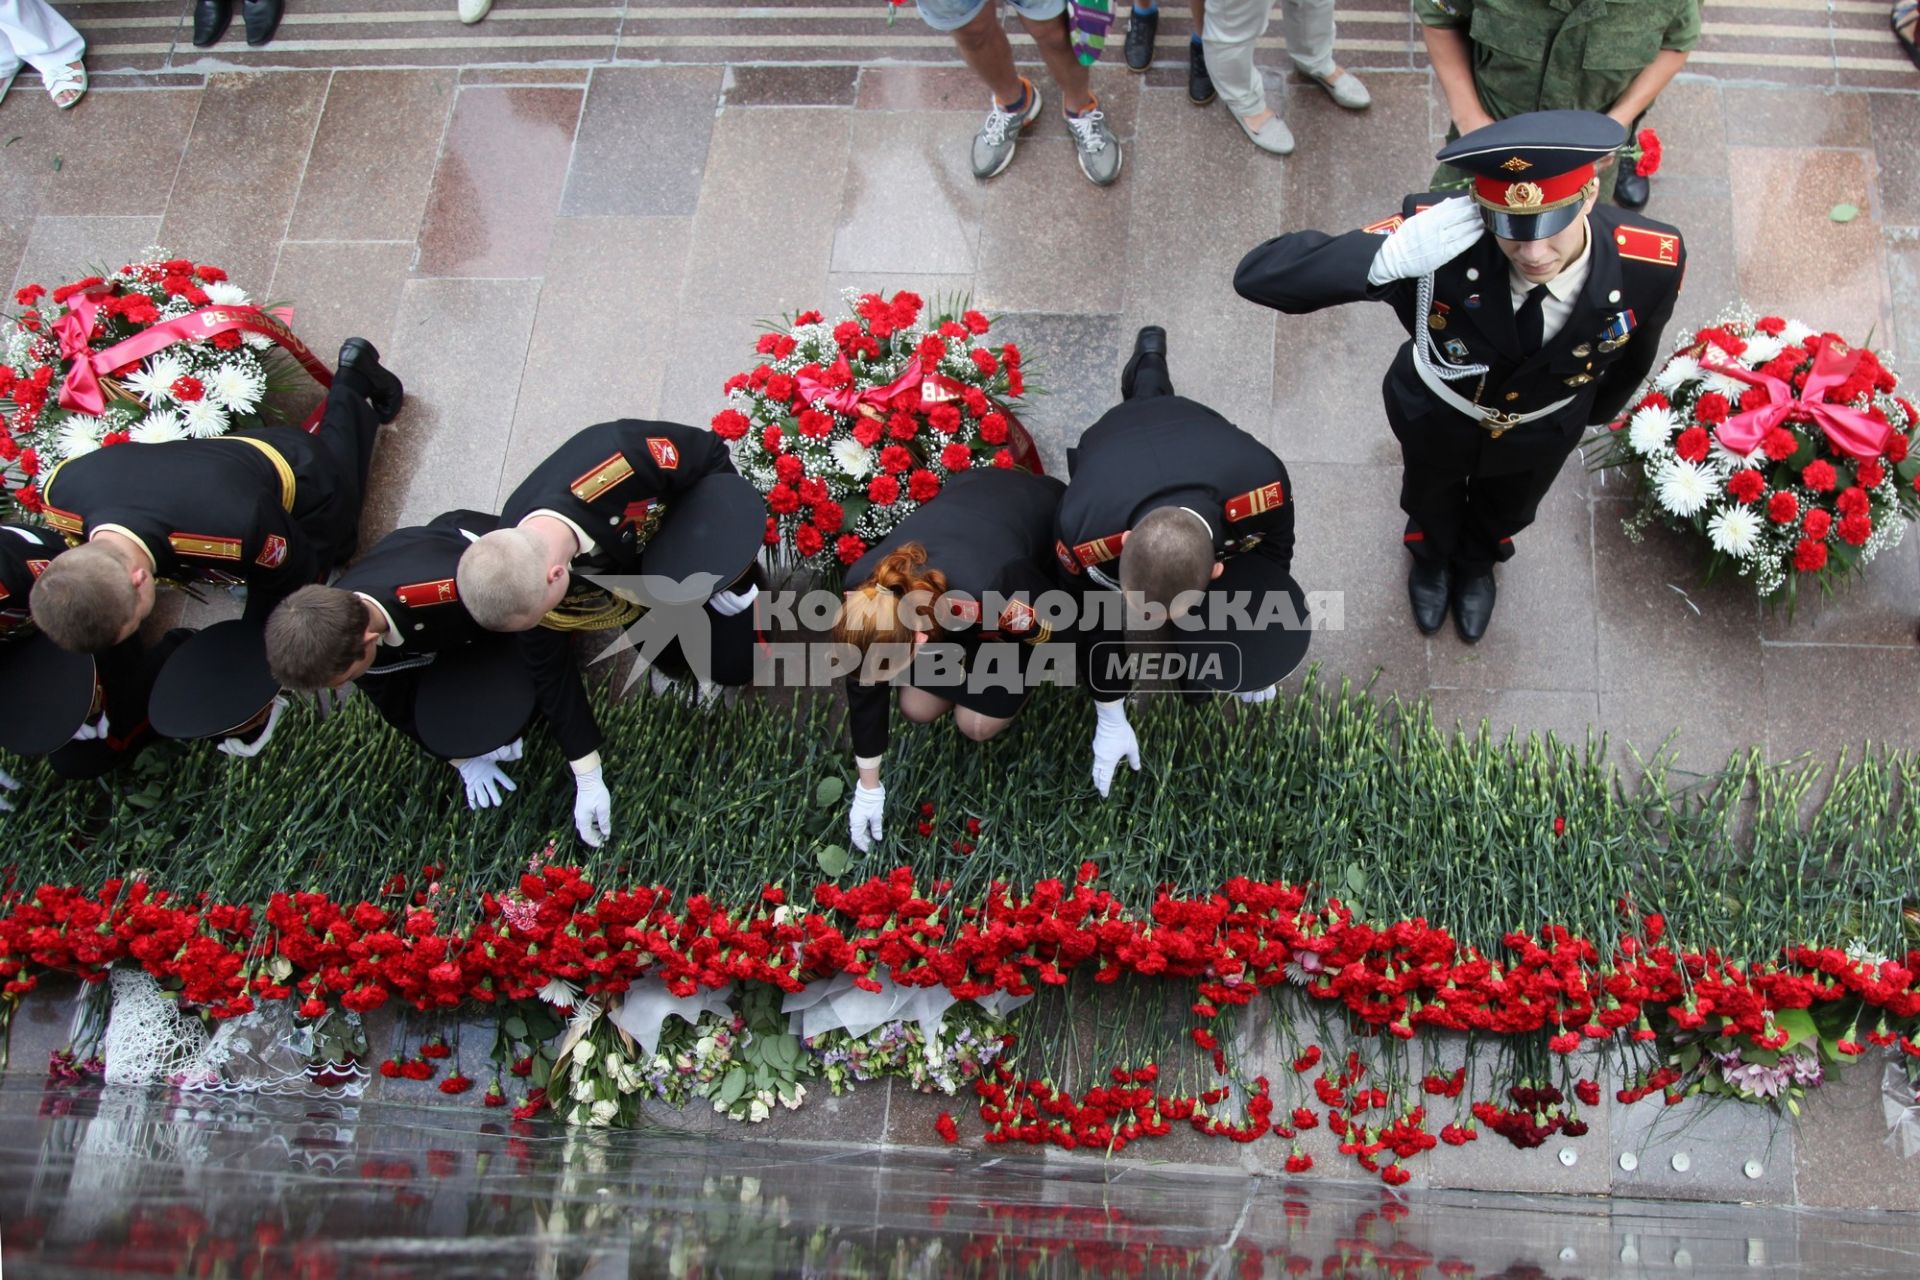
xmin=27 ymin=338 xmax=401 ymax=656
xmin=836 ymin=467 xmax=1068 ymax=852
xmin=0 ymin=522 xmax=186 ymax=786
xmin=254 ymin=510 xmax=544 ymax=811
xmin=461 ymin=420 xmax=766 ymax=847
xmin=1234 ymin=110 xmax=1684 ymax=641
xmin=1057 ymin=327 xmax=1311 ymax=798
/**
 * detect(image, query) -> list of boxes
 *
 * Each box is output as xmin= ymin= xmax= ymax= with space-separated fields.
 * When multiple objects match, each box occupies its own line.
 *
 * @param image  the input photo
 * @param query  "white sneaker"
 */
xmin=457 ymin=0 xmax=491 ymax=23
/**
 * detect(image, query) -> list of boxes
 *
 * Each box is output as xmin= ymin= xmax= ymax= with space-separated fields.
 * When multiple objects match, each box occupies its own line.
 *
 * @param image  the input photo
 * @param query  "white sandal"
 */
xmin=42 ymin=60 xmax=86 ymax=110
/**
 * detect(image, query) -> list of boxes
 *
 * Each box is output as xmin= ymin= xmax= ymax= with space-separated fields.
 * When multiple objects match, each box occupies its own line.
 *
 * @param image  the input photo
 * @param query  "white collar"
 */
xmin=355 ymin=592 xmax=403 ymax=646
xmin=1511 ymin=218 xmax=1593 ymax=304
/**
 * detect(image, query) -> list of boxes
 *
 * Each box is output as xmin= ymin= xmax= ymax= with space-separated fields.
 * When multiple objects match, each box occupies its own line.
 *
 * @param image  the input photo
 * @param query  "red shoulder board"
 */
xmin=998 ymin=598 xmax=1036 ymax=636
xmin=1054 ymin=538 xmax=1080 ymax=576
xmin=1363 ymin=214 xmax=1404 ymax=236
xmin=1613 ymin=225 xmax=1681 ymax=267
xmin=169 ymin=532 xmax=242 ymax=562
xmin=41 ymin=505 xmax=83 ymax=536
xmin=948 ymin=597 xmax=982 ymax=626
xmin=571 ymin=452 xmax=634 ymax=503
xmin=647 ymin=436 xmax=680 ymax=470
xmin=25 ymin=558 xmax=50 ymax=577
xmin=255 ymin=534 xmax=287 ymax=569
xmin=1224 ymin=481 xmax=1286 ymax=523
xmin=396 ymin=578 xmax=460 ymax=608
xmin=1073 ymin=533 xmax=1124 ymax=567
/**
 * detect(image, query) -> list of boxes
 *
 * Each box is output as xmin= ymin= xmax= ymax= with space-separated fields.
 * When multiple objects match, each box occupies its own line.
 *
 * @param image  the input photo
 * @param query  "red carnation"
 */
xmin=1693 ymin=392 xmax=1730 ymax=425
xmin=1755 ymin=315 xmax=1785 ymax=335
xmin=797 ymin=476 xmax=828 ymax=506
xmin=194 ymin=264 xmax=228 ymax=283
xmin=797 ymin=410 xmax=834 ymax=440
xmin=853 ymin=418 xmax=884 ymax=447
xmin=711 ymin=409 xmax=750 ymax=441
xmin=962 ymin=310 xmax=990 ymax=335
xmin=1762 ymin=427 xmax=1798 ymax=460
xmin=916 ymin=335 xmax=946 ymax=365
xmin=774 ymin=454 xmax=805 ymax=485
xmin=1801 ymin=459 xmax=1837 ymax=492
xmin=13 ymin=284 xmax=45 ymax=306
xmin=1766 ymin=491 xmax=1799 ymax=524
xmin=795 ymin=309 xmax=822 ymax=325
xmin=1794 ymin=538 xmax=1828 ymax=572
xmin=868 ymin=474 xmax=900 ymax=505
xmin=879 ymin=445 xmax=912 ymax=474
xmin=887 ymin=411 xmax=918 ymax=442
xmin=1836 ymin=485 xmax=1870 ymax=517
xmin=1674 ymin=426 xmax=1710 ymax=462
xmin=907 ymin=469 xmax=941 ymax=502
xmin=299 ymin=997 xmax=326 ymax=1019
xmin=170 ymin=375 xmax=204 ymax=402
xmin=1726 ymin=469 xmax=1764 ymax=503
xmin=761 ymin=425 xmax=784 ymax=454
xmin=766 ymin=484 xmax=800 ymax=515
xmin=1804 ymin=508 xmax=1832 ymax=540
xmin=1857 ymin=459 xmax=1885 ymax=488
xmin=978 ymin=412 xmax=1010 ymax=445
xmin=935 ymin=1112 xmax=959 ymax=1144
xmin=764 ymin=372 xmax=796 ymax=404
xmin=1634 ymin=127 xmax=1662 ymax=177
xmin=439 ymin=1074 xmax=474 ymax=1096
xmin=419 ymin=1039 xmax=452 ymax=1059
xmin=812 ymin=500 xmax=844 ymax=533
xmin=1838 ymin=512 xmax=1872 ymax=546
xmin=794 ymin=524 xmax=824 ymax=558
xmin=940 ymin=443 xmax=971 ymax=470
xmin=1891 ymin=433 xmax=1912 ymax=461
xmin=1548 ymin=1031 xmax=1580 ymax=1054
xmin=970 ymin=349 xmax=999 ymax=378
xmin=832 ymin=320 xmax=862 ymax=350
xmin=928 ymin=403 xmax=961 ymax=435
xmin=992 ymin=449 xmax=1015 ymax=468
xmin=1284 ymin=1153 xmax=1313 ymax=1174
xmin=212 ymin=331 xmax=242 ymax=351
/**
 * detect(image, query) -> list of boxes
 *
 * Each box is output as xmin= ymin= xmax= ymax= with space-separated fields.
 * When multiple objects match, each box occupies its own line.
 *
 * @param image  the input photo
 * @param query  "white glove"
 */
xmin=849 ymin=781 xmax=885 ymax=853
xmin=69 ymin=713 xmax=109 ymax=743
xmin=572 ymin=766 xmax=613 ymax=847
xmin=707 ymin=584 xmax=759 ymax=617
xmin=1236 ymin=684 xmax=1278 ymax=705
xmin=453 ymin=757 xmax=518 ymax=810
xmin=1366 ymin=196 xmax=1485 ymax=285
xmin=218 ymin=695 xmax=288 ymax=758
xmin=0 ymin=768 xmax=17 ymax=813
xmin=1090 ymin=699 xmax=1140 ymax=799
xmin=477 ymin=737 xmax=524 ymax=765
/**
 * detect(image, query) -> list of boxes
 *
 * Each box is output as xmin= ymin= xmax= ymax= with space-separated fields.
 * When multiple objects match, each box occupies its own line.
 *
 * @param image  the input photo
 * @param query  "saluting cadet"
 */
xmin=0 ymin=522 xmax=186 ymax=784
xmin=27 ymin=338 xmax=401 ymax=653
xmin=1234 ymin=111 xmax=1683 ymax=641
xmin=257 ymin=510 xmax=544 ymax=812
xmin=458 ymin=420 xmax=766 ymax=848
xmin=1056 ymin=326 xmax=1311 ymax=797
xmin=836 ymin=467 xmax=1067 ymax=853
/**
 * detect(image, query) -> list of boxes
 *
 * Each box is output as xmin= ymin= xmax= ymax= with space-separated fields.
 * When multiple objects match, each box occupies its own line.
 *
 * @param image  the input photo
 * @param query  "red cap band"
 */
xmin=1472 ymin=164 xmax=1595 ymax=213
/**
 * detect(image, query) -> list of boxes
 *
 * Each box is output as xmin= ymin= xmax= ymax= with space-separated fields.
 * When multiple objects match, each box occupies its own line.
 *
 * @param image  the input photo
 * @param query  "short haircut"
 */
xmin=30 ymin=543 xmax=140 ymax=653
xmin=266 ymin=585 xmax=370 ymax=691
xmin=1119 ymin=507 xmax=1214 ymax=615
xmin=457 ymin=528 xmax=552 ymax=630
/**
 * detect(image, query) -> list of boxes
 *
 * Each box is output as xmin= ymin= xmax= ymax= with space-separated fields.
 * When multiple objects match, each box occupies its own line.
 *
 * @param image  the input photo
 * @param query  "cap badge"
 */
xmin=1500 ymin=156 xmax=1532 ymax=173
xmin=1505 ymin=182 xmax=1545 ymax=209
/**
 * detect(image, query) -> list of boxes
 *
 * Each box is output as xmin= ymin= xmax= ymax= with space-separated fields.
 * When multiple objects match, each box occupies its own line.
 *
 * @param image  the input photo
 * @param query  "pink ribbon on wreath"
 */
xmin=796 ymin=355 xmax=923 ymax=417
xmin=1701 ymin=339 xmax=1892 ymax=461
xmin=55 ymin=296 xmax=335 ymax=430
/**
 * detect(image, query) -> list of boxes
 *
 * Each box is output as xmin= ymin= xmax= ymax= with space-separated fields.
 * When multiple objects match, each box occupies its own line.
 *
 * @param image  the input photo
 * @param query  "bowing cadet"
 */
xmin=835 ymin=467 xmax=1068 ymax=852
xmin=27 ymin=337 xmax=401 ymax=655
xmin=1056 ymin=327 xmax=1312 ymax=798
xmin=1234 ymin=110 xmax=1684 ymax=641
xmin=258 ymin=510 xmax=543 ymax=811
xmin=458 ymin=420 xmax=766 ymax=848
xmin=0 ymin=522 xmax=187 ymax=786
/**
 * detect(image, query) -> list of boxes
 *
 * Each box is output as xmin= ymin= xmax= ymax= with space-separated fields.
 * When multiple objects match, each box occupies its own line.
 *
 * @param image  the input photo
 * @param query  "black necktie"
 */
xmin=1515 ymin=283 xmax=1550 ymax=355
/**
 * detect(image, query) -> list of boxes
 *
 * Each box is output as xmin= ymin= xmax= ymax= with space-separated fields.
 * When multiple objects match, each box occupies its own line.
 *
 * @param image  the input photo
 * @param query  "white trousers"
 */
xmin=1202 ymin=0 xmax=1336 ymax=120
xmin=0 ymin=0 xmax=86 ymax=79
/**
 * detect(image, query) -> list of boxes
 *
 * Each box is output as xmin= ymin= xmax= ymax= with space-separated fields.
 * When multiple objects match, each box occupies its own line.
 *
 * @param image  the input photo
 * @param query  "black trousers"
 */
xmin=1386 ymin=383 xmax=1583 ymax=575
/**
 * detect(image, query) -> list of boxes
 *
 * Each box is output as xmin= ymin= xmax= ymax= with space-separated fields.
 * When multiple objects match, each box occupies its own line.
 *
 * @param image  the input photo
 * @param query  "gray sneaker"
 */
xmin=972 ymin=84 xmax=1043 ymax=180
xmin=1067 ymin=106 xmax=1123 ymax=187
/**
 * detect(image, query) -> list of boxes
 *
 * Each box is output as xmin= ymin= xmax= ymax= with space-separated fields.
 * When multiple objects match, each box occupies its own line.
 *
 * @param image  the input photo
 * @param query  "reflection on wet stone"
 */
xmin=3 ymin=1086 xmax=1918 ymax=1278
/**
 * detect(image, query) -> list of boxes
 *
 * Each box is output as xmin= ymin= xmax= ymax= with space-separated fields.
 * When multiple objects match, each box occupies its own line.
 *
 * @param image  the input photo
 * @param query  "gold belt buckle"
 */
xmin=1480 ymin=408 xmax=1522 ymax=439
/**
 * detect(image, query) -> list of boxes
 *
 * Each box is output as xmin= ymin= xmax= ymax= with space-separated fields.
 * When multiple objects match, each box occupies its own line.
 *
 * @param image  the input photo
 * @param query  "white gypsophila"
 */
xmin=830 ymin=437 xmax=872 ymax=478
xmin=1781 ymin=318 xmax=1816 ymax=346
xmin=1627 ymin=403 xmax=1679 ymax=456
xmin=130 ymin=408 xmax=186 ymax=444
xmin=1741 ymin=332 xmax=1786 ymax=367
xmin=1706 ymin=504 xmax=1763 ymax=559
xmin=203 ymin=281 xmax=250 ymax=307
xmin=1653 ymin=457 xmax=1717 ymax=517
xmin=53 ymin=415 xmax=105 ymax=457
xmin=206 ymin=363 xmax=265 ymax=415
xmin=181 ymin=397 xmax=230 ymax=438
xmin=1654 ymin=353 xmax=1702 ymax=393
xmin=125 ymin=353 xmax=189 ymax=406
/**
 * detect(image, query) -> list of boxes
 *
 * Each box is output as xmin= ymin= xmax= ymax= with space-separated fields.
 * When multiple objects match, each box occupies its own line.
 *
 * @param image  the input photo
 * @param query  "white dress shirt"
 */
xmin=1506 ymin=219 xmax=1593 ymax=347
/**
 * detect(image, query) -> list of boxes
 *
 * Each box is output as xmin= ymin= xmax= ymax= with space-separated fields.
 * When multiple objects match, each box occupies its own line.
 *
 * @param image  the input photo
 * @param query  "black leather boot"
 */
xmin=1120 ymin=325 xmax=1172 ymax=400
xmin=338 ymin=338 xmax=405 ymax=424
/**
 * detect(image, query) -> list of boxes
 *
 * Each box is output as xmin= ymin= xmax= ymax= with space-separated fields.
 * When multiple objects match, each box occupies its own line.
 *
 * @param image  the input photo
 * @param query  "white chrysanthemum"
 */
xmin=1709 ymin=438 xmax=1758 ymax=474
xmin=1741 ymin=333 xmax=1785 ymax=367
xmin=124 ymin=353 xmax=187 ymax=406
xmin=203 ymin=281 xmax=250 ymax=307
xmin=53 ymin=415 xmax=105 ymax=457
xmin=130 ymin=408 xmax=186 ymax=444
xmin=181 ymin=398 xmax=230 ymax=438
xmin=1701 ymin=371 xmax=1749 ymax=402
xmin=242 ymin=331 xmax=274 ymax=351
xmin=1707 ymin=504 xmax=1762 ymax=559
xmin=206 ymin=363 xmax=264 ymax=415
xmin=830 ymin=437 xmax=872 ymax=478
xmin=1653 ymin=458 xmax=1717 ymax=517
xmin=1627 ymin=403 xmax=1679 ymax=456
xmin=1654 ymin=353 xmax=1702 ymax=392
xmin=1781 ymin=318 xmax=1816 ymax=345
xmin=539 ymin=977 xmax=581 ymax=1009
